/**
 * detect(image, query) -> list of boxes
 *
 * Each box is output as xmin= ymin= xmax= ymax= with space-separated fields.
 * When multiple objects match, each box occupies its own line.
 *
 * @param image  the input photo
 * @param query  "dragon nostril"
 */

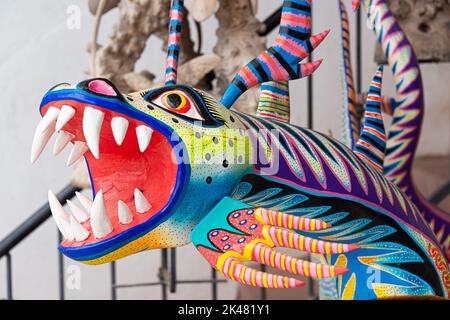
xmin=88 ymin=79 xmax=117 ymax=97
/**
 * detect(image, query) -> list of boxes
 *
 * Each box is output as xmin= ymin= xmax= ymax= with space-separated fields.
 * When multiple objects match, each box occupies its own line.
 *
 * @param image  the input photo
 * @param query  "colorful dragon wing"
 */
xmin=220 ymin=0 xmax=329 ymax=109
xmin=191 ymin=196 xmax=358 ymax=289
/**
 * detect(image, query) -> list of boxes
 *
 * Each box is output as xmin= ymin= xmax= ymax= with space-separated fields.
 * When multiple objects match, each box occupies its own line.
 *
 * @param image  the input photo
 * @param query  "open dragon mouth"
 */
xmin=32 ymin=98 xmax=184 ymax=257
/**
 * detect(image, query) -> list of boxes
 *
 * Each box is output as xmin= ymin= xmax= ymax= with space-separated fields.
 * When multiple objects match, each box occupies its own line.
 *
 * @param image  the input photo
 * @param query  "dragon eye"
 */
xmin=152 ymin=90 xmax=204 ymax=121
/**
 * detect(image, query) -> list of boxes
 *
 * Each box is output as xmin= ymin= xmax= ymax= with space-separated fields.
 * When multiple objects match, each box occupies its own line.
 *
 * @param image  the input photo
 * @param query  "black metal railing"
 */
xmin=0 ymin=184 xmax=80 ymax=300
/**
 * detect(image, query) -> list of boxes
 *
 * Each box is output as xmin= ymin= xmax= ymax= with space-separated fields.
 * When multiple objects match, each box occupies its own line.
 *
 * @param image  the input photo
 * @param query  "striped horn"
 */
xmin=165 ymin=0 xmax=185 ymax=86
xmin=354 ymin=66 xmax=386 ymax=173
xmin=220 ymin=0 xmax=329 ymax=109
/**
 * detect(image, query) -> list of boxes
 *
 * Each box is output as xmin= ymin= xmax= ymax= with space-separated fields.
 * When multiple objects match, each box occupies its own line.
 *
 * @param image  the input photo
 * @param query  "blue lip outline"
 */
xmin=40 ymin=89 xmax=190 ymax=262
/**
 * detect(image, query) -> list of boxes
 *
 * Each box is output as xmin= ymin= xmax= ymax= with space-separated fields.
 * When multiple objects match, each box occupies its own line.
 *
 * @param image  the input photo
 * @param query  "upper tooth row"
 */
xmin=48 ymin=189 xmax=152 ymax=242
xmin=31 ymin=106 xmax=154 ymax=164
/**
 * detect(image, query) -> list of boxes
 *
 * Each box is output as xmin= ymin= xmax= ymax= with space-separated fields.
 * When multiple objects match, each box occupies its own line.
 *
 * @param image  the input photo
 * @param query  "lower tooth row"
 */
xmin=48 ymin=189 xmax=152 ymax=242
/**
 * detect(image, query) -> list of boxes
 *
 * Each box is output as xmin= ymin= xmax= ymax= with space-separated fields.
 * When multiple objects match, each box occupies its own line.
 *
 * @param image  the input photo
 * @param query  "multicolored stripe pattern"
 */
xmin=221 ymin=256 xmax=304 ymax=288
xmin=251 ymin=243 xmax=348 ymax=279
xmin=264 ymin=225 xmax=359 ymax=254
xmin=165 ymin=0 xmax=184 ymax=86
xmin=354 ymin=66 xmax=386 ymax=173
xmin=255 ymin=208 xmax=331 ymax=230
xmin=256 ymin=81 xmax=291 ymax=122
xmin=221 ymin=0 xmax=329 ymax=109
xmin=356 ymin=93 xmax=397 ymax=116
xmin=338 ymin=0 xmax=360 ymax=149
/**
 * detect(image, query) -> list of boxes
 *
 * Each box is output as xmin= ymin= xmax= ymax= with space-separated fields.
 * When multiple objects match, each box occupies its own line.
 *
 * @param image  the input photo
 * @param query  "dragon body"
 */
xmin=31 ymin=0 xmax=449 ymax=299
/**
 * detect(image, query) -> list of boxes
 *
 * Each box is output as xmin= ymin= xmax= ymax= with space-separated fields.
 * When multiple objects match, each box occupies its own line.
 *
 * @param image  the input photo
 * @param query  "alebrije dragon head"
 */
xmin=31 ymin=0 xmax=327 ymax=264
xmin=34 ymin=78 xmax=256 ymax=264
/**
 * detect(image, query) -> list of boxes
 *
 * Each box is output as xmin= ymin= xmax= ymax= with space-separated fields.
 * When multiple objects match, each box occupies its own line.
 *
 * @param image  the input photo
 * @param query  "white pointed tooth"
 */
xmin=30 ymin=107 xmax=60 ymax=163
xmin=136 ymin=126 xmax=153 ymax=153
xmin=76 ymin=191 xmax=93 ymax=212
xmin=69 ymin=215 xmax=90 ymax=242
xmin=48 ymin=190 xmax=74 ymax=241
xmin=55 ymin=105 xmax=76 ymax=131
xmin=67 ymin=141 xmax=89 ymax=166
xmin=67 ymin=200 xmax=89 ymax=223
xmin=53 ymin=131 xmax=74 ymax=156
xmin=118 ymin=200 xmax=133 ymax=225
xmin=37 ymin=107 xmax=60 ymax=134
xmin=83 ymin=107 xmax=104 ymax=159
xmin=90 ymin=190 xmax=113 ymax=239
xmin=134 ymin=189 xmax=152 ymax=214
xmin=31 ymin=126 xmax=55 ymax=164
xmin=111 ymin=117 xmax=129 ymax=146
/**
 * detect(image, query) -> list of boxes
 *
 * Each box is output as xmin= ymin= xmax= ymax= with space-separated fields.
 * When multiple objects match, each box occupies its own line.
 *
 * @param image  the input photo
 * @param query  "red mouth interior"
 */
xmin=42 ymin=101 xmax=179 ymax=247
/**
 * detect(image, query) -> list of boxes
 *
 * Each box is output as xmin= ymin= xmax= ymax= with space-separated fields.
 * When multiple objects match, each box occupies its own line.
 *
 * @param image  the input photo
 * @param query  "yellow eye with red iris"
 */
xmin=152 ymin=90 xmax=204 ymax=121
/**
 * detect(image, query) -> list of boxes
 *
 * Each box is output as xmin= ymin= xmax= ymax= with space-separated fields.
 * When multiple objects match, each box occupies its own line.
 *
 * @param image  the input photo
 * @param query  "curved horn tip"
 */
xmin=352 ymin=0 xmax=361 ymax=11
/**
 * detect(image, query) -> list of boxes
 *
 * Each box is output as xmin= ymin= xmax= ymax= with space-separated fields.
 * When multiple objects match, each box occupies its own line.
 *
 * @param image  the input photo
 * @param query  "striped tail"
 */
xmin=338 ymin=0 xmax=360 ymax=149
xmin=256 ymin=81 xmax=291 ymax=122
xmin=221 ymin=0 xmax=329 ymax=109
xmin=165 ymin=0 xmax=184 ymax=86
xmin=354 ymin=66 xmax=386 ymax=173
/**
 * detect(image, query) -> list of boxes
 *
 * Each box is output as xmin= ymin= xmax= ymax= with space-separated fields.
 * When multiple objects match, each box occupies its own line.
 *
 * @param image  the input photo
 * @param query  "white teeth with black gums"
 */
xmin=48 ymin=190 xmax=74 ymax=241
xmin=118 ymin=200 xmax=133 ymax=225
xmin=67 ymin=200 xmax=89 ymax=223
xmin=83 ymin=107 xmax=104 ymax=159
xmin=136 ymin=126 xmax=153 ymax=153
xmin=76 ymin=191 xmax=93 ymax=212
xmin=55 ymin=105 xmax=76 ymax=131
xmin=69 ymin=215 xmax=90 ymax=242
xmin=111 ymin=117 xmax=129 ymax=146
xmin=134 ymin=189 xmax=151 ymax=214
xmin=67 ymin=141 xmax=89 ymax=166
xmin=90 ymin=190 xmax=113 ymax=239
xmin=30 ymin=107 xmax=60 ymax=163
xmin=53 ymin=131 xmax=74 ymax=156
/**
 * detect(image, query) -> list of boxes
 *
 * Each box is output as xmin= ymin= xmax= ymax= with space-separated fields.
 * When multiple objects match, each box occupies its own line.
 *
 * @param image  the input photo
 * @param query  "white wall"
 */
xmin=0 ymin=0 xmax=448 ymax=300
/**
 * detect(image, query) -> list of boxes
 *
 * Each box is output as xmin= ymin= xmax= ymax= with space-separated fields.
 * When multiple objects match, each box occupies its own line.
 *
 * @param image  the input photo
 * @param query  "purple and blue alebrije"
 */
xmin=354 ymin=66 xmax=386 ymax=173
xmin=165 ymin=0 xmax=184 ymax=86
xmin=221 ymin=0 xmax=328 ymax=109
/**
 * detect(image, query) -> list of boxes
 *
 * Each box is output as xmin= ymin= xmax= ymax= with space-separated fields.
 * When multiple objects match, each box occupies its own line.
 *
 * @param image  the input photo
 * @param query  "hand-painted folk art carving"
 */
xmin=341 ymin=0 xmax=450 ymax=262
xmin=31 ymin=0 xmax=449 ymax=299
